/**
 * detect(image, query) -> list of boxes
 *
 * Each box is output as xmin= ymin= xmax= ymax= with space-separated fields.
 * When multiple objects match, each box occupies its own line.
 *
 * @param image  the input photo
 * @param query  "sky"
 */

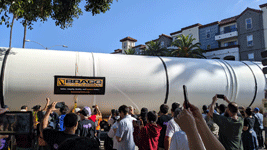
xmin=0 ymin=0 xmax=266 ymax=53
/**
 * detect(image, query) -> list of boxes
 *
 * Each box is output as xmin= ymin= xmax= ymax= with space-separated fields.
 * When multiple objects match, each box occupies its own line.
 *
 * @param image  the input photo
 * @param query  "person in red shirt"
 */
xmin=133 ymin=111 xmax=162 ymax=150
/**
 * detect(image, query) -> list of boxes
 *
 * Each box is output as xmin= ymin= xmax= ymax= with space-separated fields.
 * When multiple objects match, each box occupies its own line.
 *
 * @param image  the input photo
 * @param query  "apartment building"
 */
xmin=145 ymin=34 xmax=173 ymax=49
xmin=111 ymin=3 xmax=267 ymax=62
xmin=260 ymin=3 xmax=267 ymax=52
xmin=237 ymin=8 xmax=265 ymax=61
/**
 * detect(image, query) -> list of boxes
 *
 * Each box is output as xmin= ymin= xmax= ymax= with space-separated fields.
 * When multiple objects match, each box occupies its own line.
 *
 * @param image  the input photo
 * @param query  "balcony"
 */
xmin=215 ymin=28 xmax=238 ymax=41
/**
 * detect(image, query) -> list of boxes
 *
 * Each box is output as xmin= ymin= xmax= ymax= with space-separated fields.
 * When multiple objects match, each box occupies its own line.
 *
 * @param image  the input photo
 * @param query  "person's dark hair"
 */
xmin=60 ymin=105 xmax=69 ymax=114
xmin=21 ymin=105 xmax=27 ymax=110
xmin=174 ymin=108 xmax=182 ymax=118
xmin=58 ymin=137 xmax=99 ymax=150
xmin=111 ymin=109 xmax=116 ymax=116
xmin=147 ymin=111 xmax=158 ymax=123
xmin=219 ymin=104 xmax=226 ymax=114
xmin=202 ymin=105 xmax=208 ymax=114
xmin=245 ymin=107 xmax=252 ymax=116
xmin=160 ymin=104 xmax=169 ymax=114
xmin=115 ymin=110 xmax=119 ymax=116
xmin=140 ymin=107 xmax=148 ymax=126
xmin=228 ymin=102 xmax=238 ymax=114
xmin=64 ymin=113 xmax=78 ymax=128
xmin=118 ymin=105 xmax=129 ymax=115
xmin=171 ymin=102 xmax=180 ymax=112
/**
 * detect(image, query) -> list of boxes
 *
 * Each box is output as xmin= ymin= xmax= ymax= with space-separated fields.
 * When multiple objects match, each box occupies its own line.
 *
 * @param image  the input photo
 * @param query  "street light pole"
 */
xmin=25 ymin=40 xmax=68 ymax=50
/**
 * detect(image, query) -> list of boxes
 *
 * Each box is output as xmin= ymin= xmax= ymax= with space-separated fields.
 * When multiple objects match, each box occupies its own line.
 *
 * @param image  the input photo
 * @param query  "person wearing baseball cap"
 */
xmin=254 ymin=107 xmax=264 ymax=148
xmin=77 ymin=108 xmax=96 ymax=138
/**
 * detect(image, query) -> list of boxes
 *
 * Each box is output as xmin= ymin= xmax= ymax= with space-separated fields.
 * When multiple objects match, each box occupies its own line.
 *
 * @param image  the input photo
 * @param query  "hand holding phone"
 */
xmin=217 ymin=94 xmax=224 ymax=99
xmin=183 ymin=85 xmax=189 ymax=109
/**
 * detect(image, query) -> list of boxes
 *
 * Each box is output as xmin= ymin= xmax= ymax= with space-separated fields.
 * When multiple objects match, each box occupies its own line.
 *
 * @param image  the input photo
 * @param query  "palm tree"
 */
xmin=125 ymin=48 xmax=136 ymax=55
xmin=143 ymin=41 xmax=168 ymax=56
xmin=171 ymin=34 xmax=206 ymax=58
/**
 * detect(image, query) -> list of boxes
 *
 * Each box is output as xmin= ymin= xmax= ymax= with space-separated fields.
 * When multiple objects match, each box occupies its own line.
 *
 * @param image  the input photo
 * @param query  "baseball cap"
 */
xmin=74 ymin=108 xmax=81 ymax=113
xmin=254 ymin=107 xmax=259 ymax=112
xmin=32 ymin=105 xmax=41 ymax=110
xmin=78 ymin=108 xmax=89 ymax=116
xmin=83 ymin=106 xmax=91 ymax=116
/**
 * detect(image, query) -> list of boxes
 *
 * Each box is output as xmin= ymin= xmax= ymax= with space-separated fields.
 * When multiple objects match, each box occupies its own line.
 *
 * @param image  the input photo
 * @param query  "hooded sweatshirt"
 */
xmin=134 ymin=123 xmax=162 ymax=150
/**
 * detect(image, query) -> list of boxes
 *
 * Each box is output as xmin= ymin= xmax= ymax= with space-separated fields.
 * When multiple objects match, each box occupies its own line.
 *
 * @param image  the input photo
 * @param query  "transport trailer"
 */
xmin=0 ymin=47 xmax=266 ymax=114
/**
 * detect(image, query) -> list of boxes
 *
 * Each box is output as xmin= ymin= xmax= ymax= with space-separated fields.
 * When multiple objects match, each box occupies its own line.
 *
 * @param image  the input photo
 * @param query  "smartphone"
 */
xmin=217 ymin=94 xmax=224 ymax=99
xmin=183 ymin=85 xmax=189 ymax=109
xmin=0 ymin=111 xmax=33 ymax=135
xmin=55 ymin=102 xmax=65 ymax=109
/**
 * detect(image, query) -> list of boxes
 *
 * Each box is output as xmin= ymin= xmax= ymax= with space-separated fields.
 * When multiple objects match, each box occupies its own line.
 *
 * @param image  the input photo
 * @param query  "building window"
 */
xmin=246 ymin=18 xmax=252 ymax=29
xmin=123 ymin=42 xmax=127 ymax=49
xmin=207 ymin=45 xmax=211 ymax=50
xmin=206 ymin=29 xmax=211 ymax=38
xmin=161 ymin=41 xmax=164 ymax=47
xmin=247 ymin=35 xmax=253 ymax=46
xmin=248 ymin=53 xmax=254 ymax=60
xmin=224 ymin=43 xmax=228 ymax=47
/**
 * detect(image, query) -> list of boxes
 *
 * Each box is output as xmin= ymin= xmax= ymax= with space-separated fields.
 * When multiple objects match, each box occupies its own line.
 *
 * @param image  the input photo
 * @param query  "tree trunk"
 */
xmin=9 ymin=14 xmax=16 ymax=49
xmin=22 ymin=21 xmax=27 ymax=48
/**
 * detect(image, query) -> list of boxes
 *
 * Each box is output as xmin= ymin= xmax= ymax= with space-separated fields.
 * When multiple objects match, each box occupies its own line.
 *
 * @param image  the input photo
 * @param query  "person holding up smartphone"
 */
xmin=133 ymin=111 xmax=162 ymax=150
xmin=208 ymin=95 xmax=243 ymax=150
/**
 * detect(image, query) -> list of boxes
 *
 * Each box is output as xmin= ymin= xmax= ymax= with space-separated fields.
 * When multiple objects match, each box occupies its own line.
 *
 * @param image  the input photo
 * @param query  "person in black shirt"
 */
xmin=77 ymin=108 xmax=96 ymax=138
xmin=58 ymin=137 xmax=99 ymax=150
xmin=157 ymin=104 xmax=171 ymax=150
xmin=40 ymin=101 xmax=78 ymax=150
xmin=242 ymin=107 xmax=258 ymax=150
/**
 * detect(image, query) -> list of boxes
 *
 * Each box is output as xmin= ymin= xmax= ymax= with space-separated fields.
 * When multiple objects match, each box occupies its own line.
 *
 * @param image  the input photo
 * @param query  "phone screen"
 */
xmin=183 ymin=85 xmax=189 ymax=109
xmin=0 ymin=111 xmax=33 ymax=135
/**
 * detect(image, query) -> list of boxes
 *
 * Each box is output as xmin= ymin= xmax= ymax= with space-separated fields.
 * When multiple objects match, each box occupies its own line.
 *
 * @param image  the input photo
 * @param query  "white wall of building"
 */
xmin=204 ymin=47 xmax=240 ymax=60
xmin=122 ymin=41 xmax=135 ymax=53
xmin=261 ymin=6 xmax=267 ymax=50
xmin=171 ymin=26 xmax=200 ymax=44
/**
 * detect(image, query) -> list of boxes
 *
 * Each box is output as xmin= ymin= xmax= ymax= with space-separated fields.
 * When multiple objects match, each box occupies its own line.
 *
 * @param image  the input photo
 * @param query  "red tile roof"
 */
xmin=159 ymin=34 xmax=172 ymax=39
xmin=259 ymin=3 xmax=267 ymax=8
xmin=120 ymin=37 xmax=137 ymax=42
xmin=170 ymin=23 xmax=202 ymax=35
xmin=145 ymin=39 xmax=159 ymax=44
xmin=199 ymin=21 xmax=219 ymax=29
xmin=111 ymin=49 xmax=122 ymax=54
xmin=219 ymin=15 xmax=239 ymax=26
xmin=140 ymin=45 xmax=146 ymax=49
xmin=133 ymin=44 xmax=145 ymax=48
xmin=236 ymin=7 xmax=262 ymax=20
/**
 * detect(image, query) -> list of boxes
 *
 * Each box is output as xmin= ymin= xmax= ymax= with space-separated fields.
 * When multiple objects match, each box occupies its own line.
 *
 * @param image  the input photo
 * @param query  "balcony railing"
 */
xmin=215 ymin=28 xmax=238 ymax=41
xmin=216 ymin=28 xmax=237 ymax=35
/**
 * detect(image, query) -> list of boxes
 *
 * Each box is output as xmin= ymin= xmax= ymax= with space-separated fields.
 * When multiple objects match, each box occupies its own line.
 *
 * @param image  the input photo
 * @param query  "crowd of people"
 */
xmin=0 ymin=95 xmax=266 ymax=150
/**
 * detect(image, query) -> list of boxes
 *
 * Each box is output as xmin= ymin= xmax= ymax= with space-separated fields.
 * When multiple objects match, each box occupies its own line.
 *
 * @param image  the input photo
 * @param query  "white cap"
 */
xmin=74 ymin=108 xmax=81 ymax=113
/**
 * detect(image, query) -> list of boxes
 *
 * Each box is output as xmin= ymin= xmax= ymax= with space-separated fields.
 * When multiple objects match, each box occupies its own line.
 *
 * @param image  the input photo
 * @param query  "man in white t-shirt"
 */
xmin=165 ymin=102 xmax=187 ymax=150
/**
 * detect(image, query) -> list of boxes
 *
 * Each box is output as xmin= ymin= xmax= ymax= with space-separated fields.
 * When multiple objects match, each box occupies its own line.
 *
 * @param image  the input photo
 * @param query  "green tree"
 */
xmin=0 ymin=0 xmax=116 ymax=48
xmin=171 ymin=34 xmax=206 ymax=58
xmin=143 ymin=41 xmax=168 ymax=56
xmin=125 ymin=48 xmax=136 ymax=55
